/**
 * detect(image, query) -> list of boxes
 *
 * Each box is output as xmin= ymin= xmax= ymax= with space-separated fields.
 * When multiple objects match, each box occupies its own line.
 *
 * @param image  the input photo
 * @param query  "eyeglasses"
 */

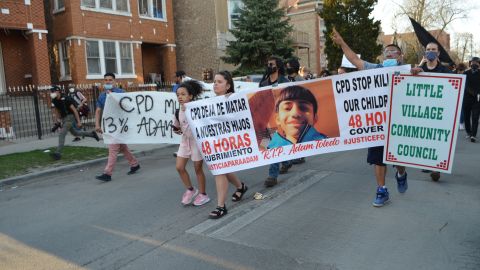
xmin=383 ymin=50 xmax=400 ymax=56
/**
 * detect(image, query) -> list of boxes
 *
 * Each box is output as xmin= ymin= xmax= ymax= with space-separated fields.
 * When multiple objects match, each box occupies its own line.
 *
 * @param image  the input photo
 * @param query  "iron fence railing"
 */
xmin=0 ymin=82 xmax=175 ymax=141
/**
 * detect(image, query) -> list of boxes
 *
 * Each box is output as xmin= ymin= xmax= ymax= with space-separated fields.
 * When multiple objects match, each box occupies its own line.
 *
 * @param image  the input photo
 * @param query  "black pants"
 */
xmin=463 ymin=95 xmax=480 ymax=137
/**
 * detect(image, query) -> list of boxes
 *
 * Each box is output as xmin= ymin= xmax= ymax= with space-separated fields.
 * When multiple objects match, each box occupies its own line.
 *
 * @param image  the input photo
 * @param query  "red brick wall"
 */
xmin=0 ymin=0 xmax=47 ymax=30
xmin=0 ymin=0 xmax=50 ymax=87
xmin=50 ymin=0 xmax=176 ymax=85
xmin=0 ymin=31 xmax=33 ymax=86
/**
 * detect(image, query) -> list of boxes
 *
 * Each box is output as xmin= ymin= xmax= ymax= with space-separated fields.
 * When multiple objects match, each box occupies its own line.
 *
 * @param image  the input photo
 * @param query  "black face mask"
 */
xmin=471 ymin=64 xmax=479 ymax=71
xmin=267 ymin=66 xmax=277 ymax=75
xmin=286 ymin=67 xmax=295 ymax=75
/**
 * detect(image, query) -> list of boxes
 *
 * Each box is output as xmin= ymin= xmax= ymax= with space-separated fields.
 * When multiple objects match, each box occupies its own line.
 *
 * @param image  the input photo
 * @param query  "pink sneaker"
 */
xmin=181 ymin=188 xmax=198 ymax=205
xmin=193 ymin=193 xmax=211 ymax=206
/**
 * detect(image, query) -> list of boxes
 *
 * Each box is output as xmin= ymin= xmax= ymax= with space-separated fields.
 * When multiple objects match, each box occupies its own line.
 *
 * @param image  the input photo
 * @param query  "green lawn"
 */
xmin=0 ymin=146 xmax=108 ymax=180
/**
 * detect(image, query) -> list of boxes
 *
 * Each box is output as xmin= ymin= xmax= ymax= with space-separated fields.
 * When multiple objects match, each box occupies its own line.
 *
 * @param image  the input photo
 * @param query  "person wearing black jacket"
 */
xmin=463 ymin=57 xmax=480 ymax=143
xmin=412 ymin=42 xmax=452 ymax=182
xmin=50 ymin=86 xmax=99 ymax=160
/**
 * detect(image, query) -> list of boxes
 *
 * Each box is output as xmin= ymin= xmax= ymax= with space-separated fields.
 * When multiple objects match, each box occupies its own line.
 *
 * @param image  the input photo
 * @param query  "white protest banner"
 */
xmin=101 ymin=90 xmax=215 ymax=144
xmin=185 ymin=65 xmax=411 ymax=175
xmin=384 ymin=73 xmax=465 ymax=173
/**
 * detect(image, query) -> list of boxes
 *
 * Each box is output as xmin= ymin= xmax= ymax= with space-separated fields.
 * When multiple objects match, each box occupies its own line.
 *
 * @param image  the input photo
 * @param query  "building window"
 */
xmin=86 ymin=41 xmax=101 ymax=74
xmin=103 ymin=41 xmax=117 ymax=74
xmin=139 ymin=0 xmax=166 ymax=20
xmin=53 ymin=0 xmax=65 ymax=11
xmin=120 ymin=43 xmax=133 ymax=74
xmin=85 ymin=40 xmax=135 ymax=76
xmin=81 ymin=0 xmax=95 ymax=8
xmin=59 ymin=41 xmax=71 ymax=78
xmin=81 ymin=0 xmax=130 ymax=13
xmin=228 ymin=0 xmax=243 ymax=29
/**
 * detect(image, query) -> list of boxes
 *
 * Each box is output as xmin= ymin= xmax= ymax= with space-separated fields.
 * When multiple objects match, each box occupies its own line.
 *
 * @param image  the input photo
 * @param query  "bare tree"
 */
xmin=453 ymin=32 xmax=474 ymax=63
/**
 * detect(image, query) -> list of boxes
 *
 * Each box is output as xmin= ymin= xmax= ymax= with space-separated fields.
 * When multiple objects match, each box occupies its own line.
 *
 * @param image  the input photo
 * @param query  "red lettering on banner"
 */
xmin=365 ymin=111 xmax=386 ymax=126
xmin=262 ymin=147 xmax=283 ymax=159
xmin=288 ymin=143 xmax=314 ymax=154
xmin=213 ymin=133 xmax=252 ymax=153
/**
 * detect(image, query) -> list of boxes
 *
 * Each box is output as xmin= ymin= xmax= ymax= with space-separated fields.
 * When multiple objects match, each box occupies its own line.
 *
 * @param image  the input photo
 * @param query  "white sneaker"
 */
xmin=459 ymin=123 xmax=465 ymax=130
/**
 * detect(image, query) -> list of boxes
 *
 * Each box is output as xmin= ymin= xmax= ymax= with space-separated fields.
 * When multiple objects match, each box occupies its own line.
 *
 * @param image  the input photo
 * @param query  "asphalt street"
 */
xmin=1 ymin=135 xmax=479 ymax=270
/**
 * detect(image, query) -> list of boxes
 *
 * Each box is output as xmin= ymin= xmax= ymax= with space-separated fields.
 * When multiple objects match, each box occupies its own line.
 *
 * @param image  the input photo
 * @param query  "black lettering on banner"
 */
xmin=336 ymin=79 xmax=351 ymax=93
xmin=102 ymin=117 xmax=117 ymax=133
xmin=164 ymin=99 xmax=178 ymax=114
xmin=374 ymin=73 xmax=389 ymax=87
xmin=217 ymin=102 xmax=225 ymax=115
xmin=119 ymin=96 xmax=134 ymax=113
xmin=133 ymin=94 xmax=154 ymax=114
xmin=352 ymin=76 xmax=372 ymax=91
xmin=137 ymin=117 xmax=176 ymax=138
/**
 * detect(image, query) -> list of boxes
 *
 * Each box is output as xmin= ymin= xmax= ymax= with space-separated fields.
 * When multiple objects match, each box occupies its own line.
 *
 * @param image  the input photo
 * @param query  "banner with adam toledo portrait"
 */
xmin=185 ymin=65 xmax=411 ymax=175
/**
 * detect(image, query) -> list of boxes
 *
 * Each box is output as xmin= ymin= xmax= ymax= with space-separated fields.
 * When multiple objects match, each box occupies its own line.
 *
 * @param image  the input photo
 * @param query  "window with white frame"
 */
xmin=86 ymin=41 xmax=101 ymax=74
xmin=53 ymin=0 xmax=65 ymax=11
xmin=228 ymin=0 xmax=243 ymax=29
xmin=81 ymin=0 xmax=130 ymax=13
xmin=58 ymin=41 xmax=71 ymax=78
xmin=120 ymin=43 xmax=133 ymax=74
xmin=85 ymin=40 xmax=135 ymax=76
xmin=139 ymin=0 xmax=166 ymax=20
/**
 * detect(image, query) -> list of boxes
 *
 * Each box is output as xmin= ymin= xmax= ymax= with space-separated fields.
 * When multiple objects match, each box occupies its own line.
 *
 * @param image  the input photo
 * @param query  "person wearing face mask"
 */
xmin=414 ymin=42 xmax=450 ymax=73
xmin=331 ymin=27 xmax=408 ymax=207
xmin=94 ymin=73 xmax=141 ymax=182
xmin=259 ymin=56 xmax=289 ymax=88
xmin=259 ymin=56 xmax=293 ymax=187
xmin=411 ymin=42 xmax=451 ymax=182
xmin=286 ymin=58 xmax=305 ymax=82
xmin=67 ymin=86 xmax=89 ymax=142
xmin=49 ymin=86 xmax=100 ymax=160
xmin=463 ymin=57 xmax=480 ymax=143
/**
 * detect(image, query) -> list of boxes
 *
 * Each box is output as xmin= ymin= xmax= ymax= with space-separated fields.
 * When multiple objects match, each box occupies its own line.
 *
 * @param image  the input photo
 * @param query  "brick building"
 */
xmin=50 ymin=0 xmax=177 ymax=85
xmin=173 ymin=0 xmax=326 ymax=79
xmin=287 ymin=0 xmax=326 ymax=75
xmin=0 ymin=0 xmax=51 ymax=94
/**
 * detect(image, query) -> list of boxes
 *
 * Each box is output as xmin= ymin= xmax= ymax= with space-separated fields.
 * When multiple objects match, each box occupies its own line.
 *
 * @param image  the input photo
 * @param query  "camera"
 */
xmin=51 ymin=122 xmax=62 ymax=132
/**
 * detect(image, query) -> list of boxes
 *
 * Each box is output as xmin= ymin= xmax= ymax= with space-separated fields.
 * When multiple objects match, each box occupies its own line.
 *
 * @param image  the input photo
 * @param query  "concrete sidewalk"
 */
xmin=0 ymin=134 xmax=173 ymax=186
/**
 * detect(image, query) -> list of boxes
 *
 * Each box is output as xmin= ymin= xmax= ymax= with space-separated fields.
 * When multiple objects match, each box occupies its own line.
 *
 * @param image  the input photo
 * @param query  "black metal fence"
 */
xmin=0 ymin=82 xmax=174 ymax=141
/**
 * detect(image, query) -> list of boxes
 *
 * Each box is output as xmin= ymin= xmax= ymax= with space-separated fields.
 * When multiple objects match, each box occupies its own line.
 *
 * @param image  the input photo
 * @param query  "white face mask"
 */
xmin=50 ymin=93 xmax=58 ymax=99
xmin=69 ymin=88 xmax=75 ymax=93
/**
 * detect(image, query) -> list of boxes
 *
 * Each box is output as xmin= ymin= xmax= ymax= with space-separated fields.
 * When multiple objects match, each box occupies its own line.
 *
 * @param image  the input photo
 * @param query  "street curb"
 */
xmin=0 ymin=144 xmax=175 ymax=188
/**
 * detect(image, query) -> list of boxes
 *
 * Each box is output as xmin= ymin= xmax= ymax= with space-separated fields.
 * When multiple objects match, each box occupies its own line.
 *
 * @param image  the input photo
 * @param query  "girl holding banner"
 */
xmin=173 ymin=80 xmax=211 ymax=206
xmin=209 ymin=71 xmax=249 ymax=219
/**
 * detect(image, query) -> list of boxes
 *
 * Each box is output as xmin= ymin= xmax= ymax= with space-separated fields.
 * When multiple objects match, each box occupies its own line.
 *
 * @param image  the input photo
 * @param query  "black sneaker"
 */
xmin=430 ymin=171 xmax=441 ymax=182
xmin=50 ymin=152 xmax=61 ymax=160
xmin=279 ymin=163 xmax=292 ymax=174
xmin=471 ymin=136 xmax=476 ymax=143
xmin=91 ymin=131 xmax=100 ymax=142
xmin=292 ymin=158 xmax=306 ymax=164
xmin=96 ymin=174 xmax=112 ymax=182
xmin=127 ymin=164 xmax=141 ymax=175
xmin=264 ymin=177 xmax=277 ymax=187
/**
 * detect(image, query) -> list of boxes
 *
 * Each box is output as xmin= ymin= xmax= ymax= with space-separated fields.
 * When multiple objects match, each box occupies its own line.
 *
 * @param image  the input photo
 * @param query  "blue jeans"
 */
xmin=268 ymin=161 xmax=291 ymax=178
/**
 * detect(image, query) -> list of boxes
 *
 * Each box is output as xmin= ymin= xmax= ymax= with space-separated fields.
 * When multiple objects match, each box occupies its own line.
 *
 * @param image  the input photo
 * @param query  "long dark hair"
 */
xmin=216 ymin=70 xmax=235 ymax=93
xmin=178 ymin=80 xmax=204 ymax=100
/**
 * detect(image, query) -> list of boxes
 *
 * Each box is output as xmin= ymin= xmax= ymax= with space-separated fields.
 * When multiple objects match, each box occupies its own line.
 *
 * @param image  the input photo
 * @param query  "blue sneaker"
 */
xmin=373 ymin=186 xmax=389 ymax=207
xmin=395 ymin=172 xmax=408 ymax=193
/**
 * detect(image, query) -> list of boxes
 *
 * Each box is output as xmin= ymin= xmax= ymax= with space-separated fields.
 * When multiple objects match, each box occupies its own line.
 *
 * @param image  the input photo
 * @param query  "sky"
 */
xmin=372 ymin=0 xmax=480 ymax=56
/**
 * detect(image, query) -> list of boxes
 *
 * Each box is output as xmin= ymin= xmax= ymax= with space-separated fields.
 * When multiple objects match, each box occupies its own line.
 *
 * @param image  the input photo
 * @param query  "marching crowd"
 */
xmin=49 ymin=28 xmax=480 ymax=219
